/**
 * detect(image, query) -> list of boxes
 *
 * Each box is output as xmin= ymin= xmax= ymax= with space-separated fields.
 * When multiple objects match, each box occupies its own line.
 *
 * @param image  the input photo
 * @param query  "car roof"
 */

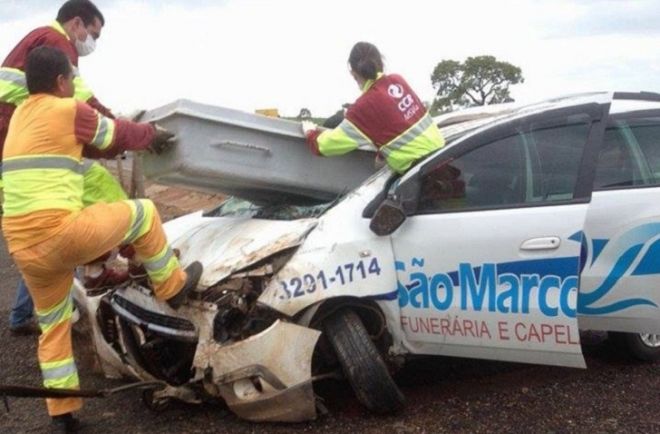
xmin=610 ymin=92 xmax=660 ymax=114
xmin=437 ymin=91 xmax=660 ymax=141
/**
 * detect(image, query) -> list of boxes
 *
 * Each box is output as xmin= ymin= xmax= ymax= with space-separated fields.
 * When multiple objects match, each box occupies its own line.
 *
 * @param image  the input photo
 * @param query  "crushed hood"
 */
xmin=163 ymin=213 xmax=318 ymax=288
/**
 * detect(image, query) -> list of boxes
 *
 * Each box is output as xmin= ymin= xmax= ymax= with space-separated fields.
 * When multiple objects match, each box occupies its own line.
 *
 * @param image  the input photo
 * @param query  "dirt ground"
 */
xmin=0 ymin=191 xmax=659 ymax=433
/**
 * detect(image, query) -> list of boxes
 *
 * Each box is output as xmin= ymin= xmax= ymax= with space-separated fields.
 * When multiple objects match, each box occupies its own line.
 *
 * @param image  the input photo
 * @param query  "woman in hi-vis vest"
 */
xmin=302 ymin=41 xmax=445 ymax=174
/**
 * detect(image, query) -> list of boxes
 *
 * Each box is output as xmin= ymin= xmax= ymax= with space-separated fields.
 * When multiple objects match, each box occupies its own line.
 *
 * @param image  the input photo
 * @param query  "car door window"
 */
xmin=594 ymin=123 xmax=643 ymax=189
xmin=594 ymin=117 xmax=660 ymax=189
xmin=418 ymin=117 xmax=591 ymax=213
xmin=530 ymin=121 xmax=591 ymax=201
xmin=629 ymin=118 xmax=660 ymax=184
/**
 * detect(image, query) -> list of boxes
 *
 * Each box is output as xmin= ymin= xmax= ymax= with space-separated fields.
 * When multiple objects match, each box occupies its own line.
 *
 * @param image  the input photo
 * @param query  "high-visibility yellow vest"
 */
xmin=3 ymin=95 xmax=89 ymax=216
xmin=81 ymin=161 xmax=128 ymax=206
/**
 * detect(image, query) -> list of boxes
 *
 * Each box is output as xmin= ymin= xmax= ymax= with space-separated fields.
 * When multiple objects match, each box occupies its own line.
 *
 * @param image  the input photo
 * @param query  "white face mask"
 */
xmin=75 ymin=33 xmax=96 ymax=57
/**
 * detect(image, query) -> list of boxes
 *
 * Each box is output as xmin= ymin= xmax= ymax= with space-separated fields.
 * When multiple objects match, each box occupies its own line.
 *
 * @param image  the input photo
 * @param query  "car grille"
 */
xmin=111 ymin=294 xmax=197 ymax=341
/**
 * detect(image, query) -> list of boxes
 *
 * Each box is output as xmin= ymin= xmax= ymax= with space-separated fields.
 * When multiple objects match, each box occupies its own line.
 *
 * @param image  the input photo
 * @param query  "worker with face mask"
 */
xmin=0 ymin=0 xmax=115 ymax=128
xmin=0 ymin=0 xmax=134 ymax=336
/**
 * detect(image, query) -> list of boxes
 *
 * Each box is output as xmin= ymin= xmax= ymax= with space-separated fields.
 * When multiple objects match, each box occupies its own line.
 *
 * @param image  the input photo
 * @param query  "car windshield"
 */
xmin=204 ymin=196 xmax=336 ymax=220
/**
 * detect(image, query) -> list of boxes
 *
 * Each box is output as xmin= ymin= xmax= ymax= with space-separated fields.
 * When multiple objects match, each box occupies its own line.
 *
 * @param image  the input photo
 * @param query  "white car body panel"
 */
xmin=259 ymin=171 xmax=398 ymax=316
xmin=579 ymin=190 xmax=660 ymax=334
xmin=390 ymin=205 xmax=587 ymax=368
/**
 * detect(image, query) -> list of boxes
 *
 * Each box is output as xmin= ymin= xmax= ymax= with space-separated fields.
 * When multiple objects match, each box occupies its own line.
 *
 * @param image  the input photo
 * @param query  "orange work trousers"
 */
xmin=10 ymin=199 xmax=187 ymax=416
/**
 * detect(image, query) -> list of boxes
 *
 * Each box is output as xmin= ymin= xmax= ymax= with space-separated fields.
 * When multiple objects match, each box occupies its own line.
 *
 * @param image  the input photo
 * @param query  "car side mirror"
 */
xmin=369 ymin=198 xmax=407 ymax=236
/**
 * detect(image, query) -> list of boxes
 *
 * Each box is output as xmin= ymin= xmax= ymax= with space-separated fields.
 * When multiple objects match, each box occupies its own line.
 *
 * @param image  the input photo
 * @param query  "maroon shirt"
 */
xmin=0 ymin=24 xmax=114 ymax=155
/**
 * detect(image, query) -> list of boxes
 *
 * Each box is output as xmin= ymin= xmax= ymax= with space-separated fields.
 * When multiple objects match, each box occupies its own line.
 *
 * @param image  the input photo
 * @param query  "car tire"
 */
xmin=609 ymin=332 xmax=660 ymax=361
xmin=324 ymin=307 xmax=405 ymax=413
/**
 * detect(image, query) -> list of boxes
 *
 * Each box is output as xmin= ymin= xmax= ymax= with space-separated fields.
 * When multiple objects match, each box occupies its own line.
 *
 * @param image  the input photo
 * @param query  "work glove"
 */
xmin=301 ymin=120 xmax=317 ymax=136
xmin=149 ymin=124 xmax=177 ymax=154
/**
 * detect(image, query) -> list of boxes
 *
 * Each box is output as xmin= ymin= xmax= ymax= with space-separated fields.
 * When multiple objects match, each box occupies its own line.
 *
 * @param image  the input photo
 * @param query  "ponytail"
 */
xmin=348 ymin=42 xmax=383 ymax=80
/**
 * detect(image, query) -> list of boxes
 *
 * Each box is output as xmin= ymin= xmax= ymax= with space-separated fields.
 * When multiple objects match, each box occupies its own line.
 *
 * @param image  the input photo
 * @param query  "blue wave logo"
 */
xmin=374 ymin=224 xmax=660 ymax=317
xmin=577 ymin=224 xmax=660 ymax=315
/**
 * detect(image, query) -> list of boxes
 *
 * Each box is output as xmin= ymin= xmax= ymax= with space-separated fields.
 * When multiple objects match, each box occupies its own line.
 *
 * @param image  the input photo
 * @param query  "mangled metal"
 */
xmin=194 ymin=321 xmax=320 ymax=422
xmin=72 ymin=208 xmax=330 ymax=422
xmin=168 ymin=217 xmax=318 ymax=288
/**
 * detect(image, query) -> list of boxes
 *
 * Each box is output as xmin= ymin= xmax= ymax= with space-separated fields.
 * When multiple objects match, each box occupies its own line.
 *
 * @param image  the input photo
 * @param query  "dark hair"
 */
xmin=348 ymin=42 xmax=383 ymax=80
xmin=57 ymin=0 xmax=105 ymax=26
xmin=25 ymin=47 xmax=73 ymax=94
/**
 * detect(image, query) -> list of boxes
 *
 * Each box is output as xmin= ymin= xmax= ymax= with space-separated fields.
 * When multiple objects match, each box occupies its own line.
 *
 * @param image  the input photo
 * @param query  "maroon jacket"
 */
xmin=307 ymin=73 xmax=427 ymax=154
xmin=346 ymin=74 xmax=426 ymax=146
xmin=0 ymin=24 xmax=114 ymax=156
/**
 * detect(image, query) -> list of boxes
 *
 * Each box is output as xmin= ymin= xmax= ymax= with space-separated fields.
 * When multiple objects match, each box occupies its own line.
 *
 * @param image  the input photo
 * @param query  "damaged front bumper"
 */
xmin=195 ymin=320 xmax=321 ymax=422
xmin=75 ymin=283 xmax=322 ymax=423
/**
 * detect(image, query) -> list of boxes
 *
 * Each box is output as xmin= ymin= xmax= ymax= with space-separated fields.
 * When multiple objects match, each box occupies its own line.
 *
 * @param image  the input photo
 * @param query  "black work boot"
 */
xmin=9 ymin=319 xmax=41 ymax=336
xmin=167 ymin=261 xmax=203 ymax=309
xmin=51 ymin=413 xmax=81 ymax=433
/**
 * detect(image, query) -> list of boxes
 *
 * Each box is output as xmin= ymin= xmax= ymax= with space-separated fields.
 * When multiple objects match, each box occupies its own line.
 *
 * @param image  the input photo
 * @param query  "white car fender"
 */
xmin=259 ymin=172 xmax=398 ymax=316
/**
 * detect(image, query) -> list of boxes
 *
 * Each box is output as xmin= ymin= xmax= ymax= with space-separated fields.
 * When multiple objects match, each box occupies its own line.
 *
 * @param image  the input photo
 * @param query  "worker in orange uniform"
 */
xmin=2 ymin=46 xmax=203 ymax=433
xmin=0 ymin=0 xmax=131 ymax=335
xmin=302 ymin=42 xmax=445 ymax=174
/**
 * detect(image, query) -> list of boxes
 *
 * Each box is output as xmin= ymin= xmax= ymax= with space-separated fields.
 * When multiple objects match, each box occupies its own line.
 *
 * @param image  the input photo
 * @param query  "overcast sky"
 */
xmin=1 ymin=0 xmax=659 ymax=117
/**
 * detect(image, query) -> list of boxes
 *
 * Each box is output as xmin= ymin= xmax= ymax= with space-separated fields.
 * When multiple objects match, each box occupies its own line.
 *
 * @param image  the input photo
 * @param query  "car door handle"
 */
xmin=520 ymin=237 xmax=561 ymax=251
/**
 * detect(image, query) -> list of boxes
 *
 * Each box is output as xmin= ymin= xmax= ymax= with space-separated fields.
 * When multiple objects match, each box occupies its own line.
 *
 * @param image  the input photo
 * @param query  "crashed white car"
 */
xmin=74 ymin=92 xmax=660 ymax=422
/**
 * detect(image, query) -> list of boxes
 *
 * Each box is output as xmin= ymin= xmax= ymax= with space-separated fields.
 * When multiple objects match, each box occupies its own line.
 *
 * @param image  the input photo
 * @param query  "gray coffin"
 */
xmin=140 ymin=99 xmax=376 ymax=204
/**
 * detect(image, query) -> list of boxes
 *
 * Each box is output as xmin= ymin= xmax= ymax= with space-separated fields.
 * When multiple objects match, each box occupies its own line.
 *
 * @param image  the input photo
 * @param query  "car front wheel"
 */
xmin=610 ymin=332 xmax=660 ymax=361
xmin=324 ymin=308 xmax=405 ymax=413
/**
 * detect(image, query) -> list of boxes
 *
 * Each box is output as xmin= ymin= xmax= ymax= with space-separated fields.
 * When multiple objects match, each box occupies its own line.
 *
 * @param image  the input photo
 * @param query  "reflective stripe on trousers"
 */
xmin=36 ymin=292 xmax=74 ymax=334
xmin=123 ymin=199 xmax=155 ymax=244
xmin=30 ymin=284 xmax=82 ymax=416
xmin=40 ymin=357 xmax=79 ymax=389
xmin=143 ymin=245 xmax=179 ymax=283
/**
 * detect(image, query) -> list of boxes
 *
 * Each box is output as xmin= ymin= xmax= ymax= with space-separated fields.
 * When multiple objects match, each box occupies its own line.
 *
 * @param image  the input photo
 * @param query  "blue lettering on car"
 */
xmin=397 ymin=258 xmax=580 ymax=318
